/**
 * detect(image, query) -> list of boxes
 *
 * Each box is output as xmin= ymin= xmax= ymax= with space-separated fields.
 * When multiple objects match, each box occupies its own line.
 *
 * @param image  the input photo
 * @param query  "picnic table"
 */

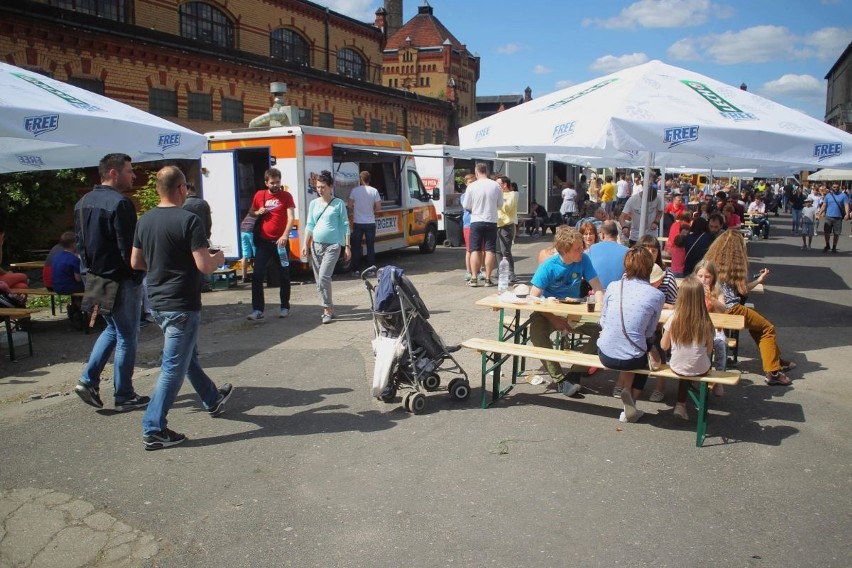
xmin=9 ymin=261 xmax=45 ymax=271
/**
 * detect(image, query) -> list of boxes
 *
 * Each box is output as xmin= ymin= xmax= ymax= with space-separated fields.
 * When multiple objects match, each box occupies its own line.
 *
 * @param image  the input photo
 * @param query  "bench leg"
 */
xmin=689 ymin=382 xmax=710 ymax=447
xmin=3 ymin=318 xmax=14 ymax=361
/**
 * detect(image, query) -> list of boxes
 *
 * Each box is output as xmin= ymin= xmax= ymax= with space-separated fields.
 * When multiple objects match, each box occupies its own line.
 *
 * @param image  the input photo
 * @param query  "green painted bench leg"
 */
xmin=695 ymin=382 xmax=709 ymax=447
xmin=480 ymin=353 xmax=489 ymax=409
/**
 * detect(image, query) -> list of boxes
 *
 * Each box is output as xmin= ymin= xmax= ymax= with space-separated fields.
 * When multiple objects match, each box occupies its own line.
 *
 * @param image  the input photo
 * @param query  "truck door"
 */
xmin=201 ymin=148 xmax=270 ymax=260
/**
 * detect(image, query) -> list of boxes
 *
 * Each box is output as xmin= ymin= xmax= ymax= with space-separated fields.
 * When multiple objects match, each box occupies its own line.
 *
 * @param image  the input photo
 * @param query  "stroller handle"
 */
xmin=361 ymin=266 xmax=378 ymax=281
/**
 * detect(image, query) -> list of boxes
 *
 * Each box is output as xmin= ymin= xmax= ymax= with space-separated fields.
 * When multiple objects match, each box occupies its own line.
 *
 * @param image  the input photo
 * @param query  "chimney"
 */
xmin=524 ymin=86 xmax=532 ymax=102
xmin=384 ymin=0 xmax=403 ymax=39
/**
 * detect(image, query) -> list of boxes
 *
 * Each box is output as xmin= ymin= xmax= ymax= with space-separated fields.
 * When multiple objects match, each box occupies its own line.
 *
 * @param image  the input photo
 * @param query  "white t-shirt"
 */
xmin=623 ymin=192 xmax=663 ymax=241
xmin=464 ymin=178 xmax=503 ymax=223
xmin=663 ymin=316 xmax=711 ymax=376
xmin=560 ymin=187 xmax=577 ymax=215
xmin=802 ymin=205 xmax=817 ymax=222
xmin=747 ymin=201 xmax=766 ymax=215
xmin=349 ymin=184 xmax=381 ymax=224
xmin=616 ymin=179 xmax=629 ymax=199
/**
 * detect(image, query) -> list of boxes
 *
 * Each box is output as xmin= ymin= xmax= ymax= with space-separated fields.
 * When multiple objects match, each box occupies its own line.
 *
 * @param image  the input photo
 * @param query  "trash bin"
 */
xmin=444 ymin=210 xmax=464 ymax=247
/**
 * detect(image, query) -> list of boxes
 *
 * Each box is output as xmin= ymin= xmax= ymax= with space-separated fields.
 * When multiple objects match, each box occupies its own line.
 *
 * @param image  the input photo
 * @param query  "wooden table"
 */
xmin=0 ymin=307 xmax=36 ymax=361
xmin=9 ymin=261 xmax=45 ymax=271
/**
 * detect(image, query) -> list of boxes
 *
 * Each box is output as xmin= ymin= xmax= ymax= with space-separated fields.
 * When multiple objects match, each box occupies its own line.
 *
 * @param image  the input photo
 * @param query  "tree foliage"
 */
xmin=134 ymin=170 xmax=159 ymax=214
xmin=0 ymin=169 xmax=87 ymax=262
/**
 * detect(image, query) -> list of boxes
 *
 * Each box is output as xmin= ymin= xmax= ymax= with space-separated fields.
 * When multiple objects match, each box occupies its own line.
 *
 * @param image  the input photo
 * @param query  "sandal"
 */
xmin=780 ymin=359 xmax=797 ymax=372
xmin=765 ymin=371 xmax=792 ymax=386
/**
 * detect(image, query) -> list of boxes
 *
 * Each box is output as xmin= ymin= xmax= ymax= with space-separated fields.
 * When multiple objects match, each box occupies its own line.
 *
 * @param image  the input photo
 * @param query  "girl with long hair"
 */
xmin=702 ymin=230 xmax=796 ymax=385
xmin=661 ymin=277 xmax=715 ymax=421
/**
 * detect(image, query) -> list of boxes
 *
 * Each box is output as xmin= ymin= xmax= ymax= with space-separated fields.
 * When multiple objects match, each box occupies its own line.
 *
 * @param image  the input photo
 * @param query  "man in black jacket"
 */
xmin=73 ymin=153 xmax=149 ymax=412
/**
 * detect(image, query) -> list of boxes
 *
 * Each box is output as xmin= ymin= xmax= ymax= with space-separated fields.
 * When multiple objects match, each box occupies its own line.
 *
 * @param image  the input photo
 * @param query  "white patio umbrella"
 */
xmin=460 ymin=60 xmax=852 ymax=233
xmin=808 ymin=168 xmax=852 ymax=181
xmin=0 ymin=62 xmax=207 ymax=173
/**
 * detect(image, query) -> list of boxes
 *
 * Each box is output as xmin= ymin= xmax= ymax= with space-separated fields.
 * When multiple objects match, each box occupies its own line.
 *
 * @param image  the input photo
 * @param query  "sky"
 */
xmin=313 ymin=0 xmax=852 ymax=120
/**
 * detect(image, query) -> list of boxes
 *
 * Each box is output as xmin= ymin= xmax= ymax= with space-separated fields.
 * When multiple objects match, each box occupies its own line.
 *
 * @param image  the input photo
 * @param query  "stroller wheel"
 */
xmin=378 ymin=384 xmax=397 ymax=403
xmin=407 ymin=392 xmax=426 ymax=414
xmin=422 ymin=373 xmax=441 ymax=392
xmin=448 ymin=378 xmax=471 ymax=401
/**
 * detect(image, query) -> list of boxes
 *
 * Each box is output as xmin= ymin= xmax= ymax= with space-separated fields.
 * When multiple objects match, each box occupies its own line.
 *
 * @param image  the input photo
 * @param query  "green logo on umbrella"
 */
xmin=681 ymin=80 xmax=756 ymax=121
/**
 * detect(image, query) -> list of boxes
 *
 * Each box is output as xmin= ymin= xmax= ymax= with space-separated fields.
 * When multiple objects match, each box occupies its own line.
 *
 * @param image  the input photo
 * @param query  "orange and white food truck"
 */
xmin=201 ymin=125 xmax=440 ymax=272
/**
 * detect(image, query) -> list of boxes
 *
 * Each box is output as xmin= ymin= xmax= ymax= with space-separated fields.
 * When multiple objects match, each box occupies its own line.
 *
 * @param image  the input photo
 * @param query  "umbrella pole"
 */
xmin=638 ymin=152 xmax=654 ymax=236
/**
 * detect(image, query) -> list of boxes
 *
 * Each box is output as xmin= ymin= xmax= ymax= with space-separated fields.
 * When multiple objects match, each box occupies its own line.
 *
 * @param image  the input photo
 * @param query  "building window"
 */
xmin=187 ymin=92 xmax=212 ymax=120
xmin=179 ymin=2 xmax=234 ymax=48
xmin=270 ymin=28 xmax=310 ymax=67
xmin=352 ymin=117 xmax=365 ymax=131
xmin=149 ymin=88 xmax=177 ymax=117
xmin=370 ymin=118 xmax=382 ymax=133
xmin=337 ymin=48 xmax=365 ymax=81
xmin=423 ymin=128 xmax=432 ymax=144
xmin=410 ymin=126 xmax=420 ymax=145
xmin=318 ymin=112 xmax=334 ymax=128
xmin=299 ymin=108 xmax=312 ymax=126
xmin=50 ymin=0 xmax=126 ymax=21
xmin=386 ymin=121 xmax=397 ymax=135
xmin=67 ymin=76 xmax=104 ymax=95
xmin=221 ymin=97 xmax=243 ymax=123
xmin=434 ymin=130 xmax=443 ymax=144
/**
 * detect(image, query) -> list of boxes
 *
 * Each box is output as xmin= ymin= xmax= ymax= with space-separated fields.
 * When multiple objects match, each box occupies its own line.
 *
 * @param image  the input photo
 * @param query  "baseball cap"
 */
xmin=650 ymin=264 xmax=665 ymax=284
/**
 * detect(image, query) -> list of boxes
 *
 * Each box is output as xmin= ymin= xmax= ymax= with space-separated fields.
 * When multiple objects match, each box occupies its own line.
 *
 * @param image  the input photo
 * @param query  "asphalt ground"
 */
xmin=2 ymin=214 xmax=851 ymax=567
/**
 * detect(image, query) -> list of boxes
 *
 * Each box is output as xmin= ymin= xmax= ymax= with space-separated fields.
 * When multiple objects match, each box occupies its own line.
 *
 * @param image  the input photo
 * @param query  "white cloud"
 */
xmin=800 ymin=27 xmax=852 ymax=60
xmin=497 ymin=43 xmax=525 ymax=55
xmin=555 ymin=80 xmax=575 ymax=90
xmin=759 ymin=74 xmax=825 ymax=101
xmin=311 ymin=0 xmax=379 ymax=22
xmin=667 ymin=25 xmax=852 ymax=65
xmin=589 ymin=53 xmax=650 ymax=73
xmin=582 ymin=0 xmax=724 ymax=29
xmin=533 ymin=64 xmax=552 ymax=75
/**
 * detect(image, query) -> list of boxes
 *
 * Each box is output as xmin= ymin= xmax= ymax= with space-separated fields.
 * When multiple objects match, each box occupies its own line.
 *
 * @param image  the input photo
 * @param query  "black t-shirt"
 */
xmin=134 ymin=207 xmax=208 ymax=312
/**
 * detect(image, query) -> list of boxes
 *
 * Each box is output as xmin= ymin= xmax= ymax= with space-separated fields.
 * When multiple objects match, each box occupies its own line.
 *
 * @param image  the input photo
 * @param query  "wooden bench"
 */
xmin=211 ymin=268 xmax=238 ymax=289
xmin=0 ymin=307 xmax=36 ymax=361
xmin=462 ymin=337 xmax=741 ymax=447
xmin=16 ymin=288 xmax=83 ymax=316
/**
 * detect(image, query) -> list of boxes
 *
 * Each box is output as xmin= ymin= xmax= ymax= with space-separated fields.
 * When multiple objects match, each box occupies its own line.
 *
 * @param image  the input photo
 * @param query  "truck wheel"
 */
xmin=419 ymin=226 xmax=438 ymax=254
xmin=333 ymin=251 xmax=353 ymax=274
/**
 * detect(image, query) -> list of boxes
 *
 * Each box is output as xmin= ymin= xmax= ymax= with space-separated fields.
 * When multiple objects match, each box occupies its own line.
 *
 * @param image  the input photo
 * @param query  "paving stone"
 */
xmin=33 ymin=491 xmax=72 ymax=507
xmin=130 ymin=535 xmax=159 ymax=560
xmin=2 ymin=502 xmax=66 ymax=566
xmin=56 ymin=499 xmax=94 ymax=520
xmin=99 ymin=542 xmax=132 ymax=564
xmin=30 ymin=526 xmax=108 ymax=568
xmin=83 ymin=511 xmax=115 ymax=531
xmin=105 ymin=530 xmax=137 ymax=549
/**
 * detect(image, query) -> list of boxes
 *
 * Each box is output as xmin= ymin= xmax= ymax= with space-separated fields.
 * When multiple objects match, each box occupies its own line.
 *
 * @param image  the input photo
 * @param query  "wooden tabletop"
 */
xmin=475 ymin=294 xmax=745 ymax=330
xmin=0 ymin=308 xmax=36 ymax=318
xmin=9 ymin=261 xmax=45 ymax=270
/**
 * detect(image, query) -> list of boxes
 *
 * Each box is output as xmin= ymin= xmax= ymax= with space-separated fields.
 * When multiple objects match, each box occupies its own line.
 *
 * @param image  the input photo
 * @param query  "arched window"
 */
xmin=50 ymin=0 xmax=127 ymax=22
xmin=179 ymin=2 xmax=234 ymax=48
xmin=270 ymin=28 xmax=310 ymax=67
xmin=337 ymin=48 xmax=365 ymax=81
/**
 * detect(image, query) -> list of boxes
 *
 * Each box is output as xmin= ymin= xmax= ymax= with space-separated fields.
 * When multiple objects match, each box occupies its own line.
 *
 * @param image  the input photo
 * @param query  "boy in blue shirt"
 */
xmin=530 ymin=228 xmax=605 ymax=395
xmin=51 ymin=231 xmax=84 ymax=318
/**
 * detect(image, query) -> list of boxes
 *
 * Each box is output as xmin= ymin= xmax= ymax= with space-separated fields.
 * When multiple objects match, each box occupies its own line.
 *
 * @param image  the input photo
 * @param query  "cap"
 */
xmin=650 ymin=264 xmax=665 ymax=283
xmin=805 ymin=197 xmax=814 ymax=203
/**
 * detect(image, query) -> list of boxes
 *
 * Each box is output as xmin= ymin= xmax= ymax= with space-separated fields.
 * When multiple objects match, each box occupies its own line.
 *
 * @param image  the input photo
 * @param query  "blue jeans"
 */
xmin=351 ymin=222 xmax=377 ymax=271
xmin=142 ymin=310 xmax=219 ymax=435
xmin=251 ymin=238 xmax=290 ymax=313
xmin=80 ymin=278 xmax=141 ymax=403
xmin=791 ymin=208 xmax=803 ymax=233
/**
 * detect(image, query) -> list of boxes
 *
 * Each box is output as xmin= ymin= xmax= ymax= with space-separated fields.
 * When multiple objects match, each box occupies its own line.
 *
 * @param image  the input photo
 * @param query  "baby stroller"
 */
xmin=363 ymin=265 xmax=470 ymax=414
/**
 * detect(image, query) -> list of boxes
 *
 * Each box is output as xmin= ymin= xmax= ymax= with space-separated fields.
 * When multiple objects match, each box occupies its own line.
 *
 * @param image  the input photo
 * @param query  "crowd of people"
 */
xmin=512 ymin=172 xmax=843 ymax=424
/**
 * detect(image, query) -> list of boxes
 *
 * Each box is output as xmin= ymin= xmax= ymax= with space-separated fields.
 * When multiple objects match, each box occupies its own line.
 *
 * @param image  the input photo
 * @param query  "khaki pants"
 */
xmin=727 ymin=303 xmax=781 ymax=373
xmin=529 ymin=312 xmax=599 ymax=381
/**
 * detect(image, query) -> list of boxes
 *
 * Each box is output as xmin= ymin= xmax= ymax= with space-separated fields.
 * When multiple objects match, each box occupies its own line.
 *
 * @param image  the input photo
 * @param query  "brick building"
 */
xmin=0 ymin=0 xmax=453 ymax=143
xmin=380 ymin=2 xmax=480 ymax=141
xmin=825 ymin=41 xmax=852 ymax=134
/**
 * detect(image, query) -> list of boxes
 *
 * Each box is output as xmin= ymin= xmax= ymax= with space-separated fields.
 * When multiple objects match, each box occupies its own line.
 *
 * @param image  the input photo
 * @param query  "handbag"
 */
xmin=619 ymin=279 xmax=661 ymax=371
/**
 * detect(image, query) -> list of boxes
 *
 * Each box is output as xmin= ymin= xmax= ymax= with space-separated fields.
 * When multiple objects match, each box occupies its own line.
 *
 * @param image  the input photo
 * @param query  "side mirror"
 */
xmin=431 ymin=187 xmax=441 ymax=201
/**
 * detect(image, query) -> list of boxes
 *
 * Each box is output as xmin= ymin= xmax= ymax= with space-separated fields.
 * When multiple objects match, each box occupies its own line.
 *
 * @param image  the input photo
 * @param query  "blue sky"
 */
xmin=315 ymin=0 xmax=852 ymax=120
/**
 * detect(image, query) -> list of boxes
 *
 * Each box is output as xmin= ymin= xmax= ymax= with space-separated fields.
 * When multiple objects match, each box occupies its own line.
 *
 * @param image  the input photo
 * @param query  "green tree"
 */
xmin=0 ymin=169 xmax=87 ymax=262
xmin=134 ymin=170 xmax=159 ymax=215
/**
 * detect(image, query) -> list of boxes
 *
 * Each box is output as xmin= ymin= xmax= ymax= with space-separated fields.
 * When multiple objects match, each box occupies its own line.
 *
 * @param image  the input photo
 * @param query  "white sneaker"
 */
xmin=279 ymin=308 xmax=290 ymax=318
xmin=649 ymin=390 xmax=665 ymax=403
xmin=673 ymin=404 xmax=688 ymax=421
xmin=619 ymin=410 xmax=645 ymax=423
xmin=246 ymin=310 xmax=264 ymax=321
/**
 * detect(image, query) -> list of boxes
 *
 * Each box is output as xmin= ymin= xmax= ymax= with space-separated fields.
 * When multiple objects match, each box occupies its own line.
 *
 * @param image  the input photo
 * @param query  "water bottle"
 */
xmin=277 ymin=245 xmax=289 ymax=268
xmin=587 ymin=290 xmax=596 ymax=313
xmin=497 ymin=257 xmax=510 ymax=293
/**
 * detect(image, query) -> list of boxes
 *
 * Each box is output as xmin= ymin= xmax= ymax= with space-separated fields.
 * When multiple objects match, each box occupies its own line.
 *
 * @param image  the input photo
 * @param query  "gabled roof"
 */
xmin=386 ymin=3 xmax=466 ymax=52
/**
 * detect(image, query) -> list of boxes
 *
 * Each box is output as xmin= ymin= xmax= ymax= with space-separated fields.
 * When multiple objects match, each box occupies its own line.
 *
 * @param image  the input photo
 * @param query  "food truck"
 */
xmin=201 ymin=125 xmax=440 ymax=272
